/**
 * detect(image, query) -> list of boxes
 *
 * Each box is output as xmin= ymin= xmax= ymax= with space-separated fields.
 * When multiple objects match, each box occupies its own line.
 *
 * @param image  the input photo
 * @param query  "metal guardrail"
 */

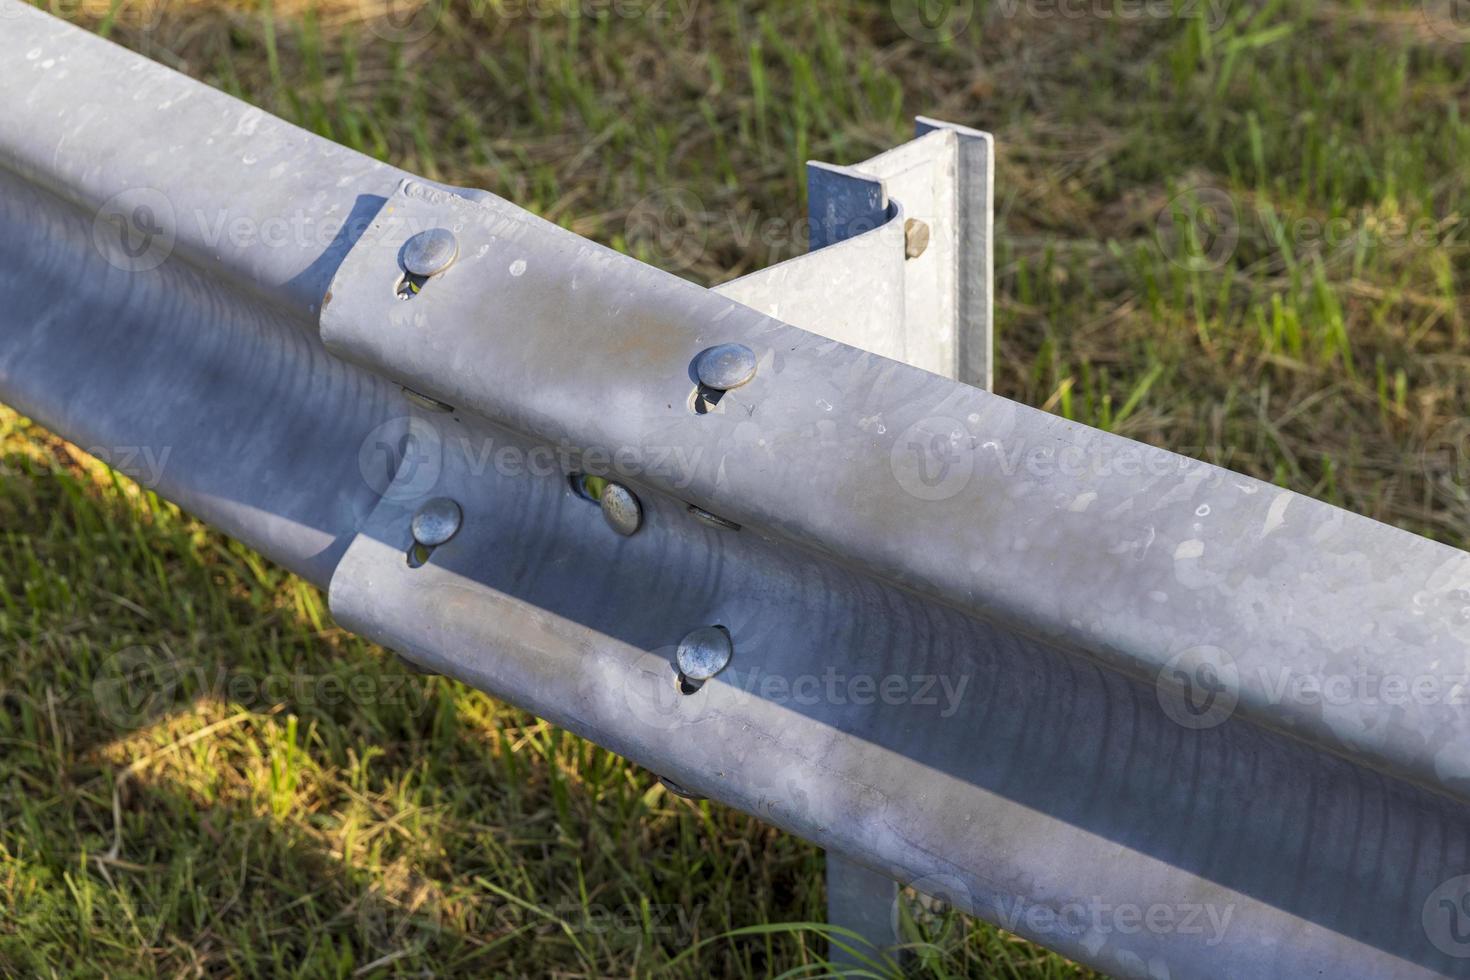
xmin=3 ymin=5 xmax=1469 ymax=977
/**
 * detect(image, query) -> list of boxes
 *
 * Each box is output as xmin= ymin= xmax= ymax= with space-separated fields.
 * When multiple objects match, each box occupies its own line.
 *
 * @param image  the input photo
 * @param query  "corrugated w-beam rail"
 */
xmin=3 ymin=6 xmax=1470 ymax=977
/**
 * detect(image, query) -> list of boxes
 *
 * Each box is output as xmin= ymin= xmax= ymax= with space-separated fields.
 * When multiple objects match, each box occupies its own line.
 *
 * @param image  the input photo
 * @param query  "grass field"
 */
xmin=2 ymin=0 xmax=1468 ymax=976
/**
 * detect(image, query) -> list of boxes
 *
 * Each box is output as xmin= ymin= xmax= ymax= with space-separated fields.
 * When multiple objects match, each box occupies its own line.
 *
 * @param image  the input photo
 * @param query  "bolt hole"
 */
xmin=689 ymin=385 xmax=726 ymax=415
xmin=396 ymin=271 xmax=430 ymax=300
xmin=658 ymin=775 xmax=705 ymax=800
xmin=676 ymin=671 xmax=704 ymax=695
xmin=406 ymin=542 xmax=433 ymax=568
xmin=569 ymin=472 xmax=608 ymax=502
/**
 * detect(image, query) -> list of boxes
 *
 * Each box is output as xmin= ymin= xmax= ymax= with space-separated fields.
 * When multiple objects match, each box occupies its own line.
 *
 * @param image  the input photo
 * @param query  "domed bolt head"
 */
xmin=676 ymin=625 xmax=733 ymax=682
xmin=411 ymin=497 xmax=462 ymax=548
xmin=694 ymin=343 xmax=757 ymax=391
xmin=600 ymin=482 xmax=643 ymax=536
xmin=402 ymin=229 xmax=459 ymax=277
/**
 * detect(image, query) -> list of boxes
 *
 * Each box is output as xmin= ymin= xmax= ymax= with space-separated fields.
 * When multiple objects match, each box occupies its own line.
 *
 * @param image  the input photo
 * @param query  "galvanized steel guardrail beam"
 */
xmin=3 ymin=5 xmax=1469 ymax=977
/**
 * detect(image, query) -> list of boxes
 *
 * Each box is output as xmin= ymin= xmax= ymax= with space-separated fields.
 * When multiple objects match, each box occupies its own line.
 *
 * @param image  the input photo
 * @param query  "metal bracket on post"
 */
xmin=716 ymin=117 xmax=994 ymax=390
xmin=714 ymin=116 xmax=995 ymax=968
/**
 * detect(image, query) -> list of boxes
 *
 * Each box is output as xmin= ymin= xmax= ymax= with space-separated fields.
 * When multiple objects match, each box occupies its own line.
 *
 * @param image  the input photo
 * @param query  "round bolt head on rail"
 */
xmin=411 ymin=497 xmax=462 ymax=547
xmin=676 ymin=626 xmax=733 ymax=681
xmin=600 ymin=482 xmax=643 ymax=536
xmin=694 ymin=343 xmax=757 ymax=390
xmin=402 ymin=229 xmax=459 ymax=277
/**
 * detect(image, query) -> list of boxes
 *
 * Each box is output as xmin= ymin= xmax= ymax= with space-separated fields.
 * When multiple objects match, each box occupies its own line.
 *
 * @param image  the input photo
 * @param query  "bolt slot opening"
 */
xmin=658 ymin=775 xmax=704 ymax=800
xmin=569 ymin=472 xmax=608 ymax=502
xmin=687 ymin=504 xmax=741 ymax=531
xmin=396 ymin=271 xmax=430 ymax=300
xmin=689 ymin=385 xmax=726 ymax=415
xmin=676 ymin=671 xmax=704 ymax=695
xmin=406 ymin=541 xmax=433 ymax=568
